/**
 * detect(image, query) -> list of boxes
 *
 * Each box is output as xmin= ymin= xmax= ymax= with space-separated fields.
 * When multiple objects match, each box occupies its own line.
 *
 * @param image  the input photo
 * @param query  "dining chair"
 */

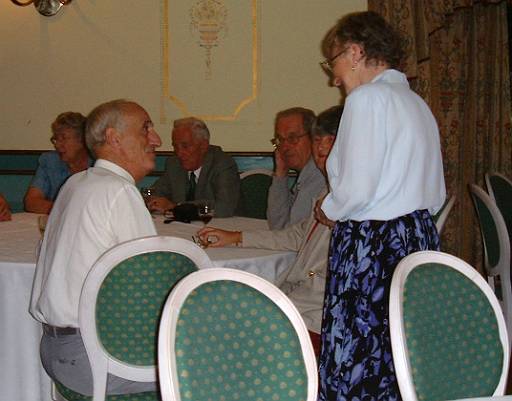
xmin=469 ymin=184 xmax=512 ymax=341
xmin=389 ymin=251 xmax=509 ymax=401
xmin=485 ymin=172 xmax=512 ymax=240
xmin=239 ymin=168 xmax=273 ymax=219
xmin=158 ymin=267 xmax=318 ymax=401
xmin=53 ymin=235 xmax=214 ymax=401
xmin=432 ymin=195 xmax=456 ymax=234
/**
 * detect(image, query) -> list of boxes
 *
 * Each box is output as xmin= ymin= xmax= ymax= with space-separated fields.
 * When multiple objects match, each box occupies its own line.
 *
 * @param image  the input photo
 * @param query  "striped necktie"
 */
xmin=186 ymin=172 xmax=196 ymax=201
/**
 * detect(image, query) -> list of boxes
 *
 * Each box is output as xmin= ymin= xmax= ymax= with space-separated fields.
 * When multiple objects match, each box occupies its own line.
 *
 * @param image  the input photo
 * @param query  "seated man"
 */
xmin=24 ymin=112 xmax=93 ymax=214
xmin=267 ymin=107 xmax=326 ymax=229
xmin=30 ymin=99 xmax=162 ymax=396
xmin=0 ymin=194 xmax=11 ymax=221
xmin=149 ymin=117 xmax=240 ymax=217
xmin=198 ymin=105 xmax=343 ymax=356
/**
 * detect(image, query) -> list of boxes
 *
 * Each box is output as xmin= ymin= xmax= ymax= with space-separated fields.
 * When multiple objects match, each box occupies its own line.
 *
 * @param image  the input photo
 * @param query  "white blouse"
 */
xmin=322 ymin=69 xmax=446 ymax=222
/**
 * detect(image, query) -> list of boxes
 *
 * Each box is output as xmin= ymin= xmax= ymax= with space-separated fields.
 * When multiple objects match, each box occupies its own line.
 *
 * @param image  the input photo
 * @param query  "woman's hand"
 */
xmin=197 ymin=227 xmax=242 ymax=248
xmin=314 ymin=197 xmax=336 ymax=229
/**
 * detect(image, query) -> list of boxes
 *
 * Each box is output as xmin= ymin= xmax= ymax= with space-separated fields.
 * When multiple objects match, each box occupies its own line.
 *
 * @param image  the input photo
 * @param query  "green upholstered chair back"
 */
xmin=471 ymin=187 xmax=501 ymax=267
xmin=239 ymin=169 xmax=273 ymax=219
xmin=158 ymin=268 xmax=318 ymax=401
xmin=486 ymin=173 xmax=512 ymax=241
xmin=390 ymin=251 xmax=509 ymax=401
xmin=96 ymin=252 xmax=197 ymax=365
xmin=77 ymin=236 xmax=213 ymax=401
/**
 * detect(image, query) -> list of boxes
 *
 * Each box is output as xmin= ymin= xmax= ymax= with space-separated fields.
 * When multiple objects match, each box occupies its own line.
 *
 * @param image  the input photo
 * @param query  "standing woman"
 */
xmin=315 ymin=11 xmax=446 ymax=400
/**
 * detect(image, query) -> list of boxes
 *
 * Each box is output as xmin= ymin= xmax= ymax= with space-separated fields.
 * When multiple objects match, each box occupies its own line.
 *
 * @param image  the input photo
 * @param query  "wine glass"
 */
xmin=140 ymin=187 xmax=153 ymax=205
xmin=197 ymin=200 xmax=215 ymax=225
xmin=140 ymin=187 xmax=155 ymax=217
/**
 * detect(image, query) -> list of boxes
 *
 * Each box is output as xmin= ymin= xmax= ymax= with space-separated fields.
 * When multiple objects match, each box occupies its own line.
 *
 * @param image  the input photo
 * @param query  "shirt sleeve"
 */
xmin=212 ymin=157 xmax=241 ymax=217
xmin=266 ymin=176 xmax=292 ymax=229
xmin=151 ymin=157 xmax=175 ymax=200
xmin=109 ymin=185 xmax=157 ymax=243
xmin=242 ymin=216 xmax=310 ymax=251
xmin=321 ymin=88 xmax=387 ymax=221
xmin=30 ymin=154 xmax=52 ymax=199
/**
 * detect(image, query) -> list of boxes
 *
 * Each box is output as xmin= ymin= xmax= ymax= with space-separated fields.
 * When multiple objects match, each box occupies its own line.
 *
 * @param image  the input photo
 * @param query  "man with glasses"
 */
xmin=24 ymin=111 xmax=93 ymax=214
xmin=267 ymin=107 xmax=326 ymax=229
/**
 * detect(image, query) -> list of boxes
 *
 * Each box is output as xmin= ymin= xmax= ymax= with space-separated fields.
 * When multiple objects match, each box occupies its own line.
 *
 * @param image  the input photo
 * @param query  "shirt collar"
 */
xmin=94 ymin=159 xmax=136 ymax=184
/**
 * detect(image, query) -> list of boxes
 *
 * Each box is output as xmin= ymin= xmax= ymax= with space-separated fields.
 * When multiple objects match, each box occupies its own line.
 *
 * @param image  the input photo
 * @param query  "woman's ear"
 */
xmin=350 ymin=43 xmax=365 ymax=63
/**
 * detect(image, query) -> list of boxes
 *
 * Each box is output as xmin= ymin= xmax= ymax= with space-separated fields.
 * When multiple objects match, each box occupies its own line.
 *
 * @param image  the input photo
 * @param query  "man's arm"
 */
xmin=266 ymin=149 xmax=292 ymax=229
xmin=149 ymin=157 xmax=179 ymax=212
xmin=266 ymin=176 xmax=292 ymax=229
xmin=211 ymin=158 xmax=240 ymax=217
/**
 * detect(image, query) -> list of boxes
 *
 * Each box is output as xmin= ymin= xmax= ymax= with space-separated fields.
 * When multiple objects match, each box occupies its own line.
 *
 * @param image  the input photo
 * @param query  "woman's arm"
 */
xmin=24 ymin=187 xmax=53 ymax=214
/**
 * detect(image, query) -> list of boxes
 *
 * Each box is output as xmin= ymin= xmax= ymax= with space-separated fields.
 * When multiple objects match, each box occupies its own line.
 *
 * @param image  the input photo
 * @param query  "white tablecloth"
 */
xmin=0 ymin=213 xmax=295 ymax=401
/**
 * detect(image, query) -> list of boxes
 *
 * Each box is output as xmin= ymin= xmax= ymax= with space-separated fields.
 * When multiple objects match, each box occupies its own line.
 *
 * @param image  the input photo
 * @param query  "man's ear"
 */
xmin=105 ymin=127 xmax=122 ymax=148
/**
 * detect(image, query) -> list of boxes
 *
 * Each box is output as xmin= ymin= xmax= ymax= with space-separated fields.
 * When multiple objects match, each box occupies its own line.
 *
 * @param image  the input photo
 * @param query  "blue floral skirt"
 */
xmin=318 ymin=209 xmax=440 ymax=401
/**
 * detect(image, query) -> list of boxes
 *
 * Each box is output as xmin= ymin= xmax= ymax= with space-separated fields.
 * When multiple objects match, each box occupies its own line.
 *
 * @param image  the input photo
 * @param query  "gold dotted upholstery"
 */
xmin=97 ymin=252 xmax=197 ymax=365
xmin=403 ymin=263 xmax=503 ymax=401
xmin=57 ymin=251 xmax=198 ymax=400
xmin=174 ymin=280 xmax=308 ymax=401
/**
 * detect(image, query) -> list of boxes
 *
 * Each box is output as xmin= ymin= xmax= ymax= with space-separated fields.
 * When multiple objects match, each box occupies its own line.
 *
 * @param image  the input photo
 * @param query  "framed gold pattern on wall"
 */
xmin=161 ymin=0 xmax=258 ymax=122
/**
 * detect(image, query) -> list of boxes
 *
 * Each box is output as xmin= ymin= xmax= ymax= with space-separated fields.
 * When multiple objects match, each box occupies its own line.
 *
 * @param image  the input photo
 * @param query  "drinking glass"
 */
xmin=197 ymin=200 xmax=215 ymax=225
xmin=140 ymin=187 xmax=153 ymax=205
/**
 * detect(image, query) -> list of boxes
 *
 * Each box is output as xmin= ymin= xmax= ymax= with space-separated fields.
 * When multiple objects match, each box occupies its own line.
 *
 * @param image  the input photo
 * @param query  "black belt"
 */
xmin=42 ymin=323 xmax=80 ymax=337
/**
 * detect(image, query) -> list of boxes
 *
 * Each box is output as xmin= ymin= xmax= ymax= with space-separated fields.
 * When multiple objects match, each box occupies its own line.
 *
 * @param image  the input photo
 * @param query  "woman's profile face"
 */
xmin=328 ymin=42 xmax=352 ymax=89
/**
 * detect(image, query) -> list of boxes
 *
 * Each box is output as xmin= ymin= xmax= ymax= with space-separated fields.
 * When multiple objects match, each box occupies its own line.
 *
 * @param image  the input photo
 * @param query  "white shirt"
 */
xmin=30 ymin=159 xmax=157 ymax=327
xmin=322 ymin=69 xmax=446 ymax=222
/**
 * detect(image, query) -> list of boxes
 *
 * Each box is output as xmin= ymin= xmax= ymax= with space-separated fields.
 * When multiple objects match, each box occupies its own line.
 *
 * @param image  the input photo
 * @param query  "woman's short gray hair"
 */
xmin=85 ymin=99 xmax=134 ymax=155
xmin=51 ymin=112 xmax=86 ymax=140
xmin=313 ymin=105 xmax=344 ymax=137
xmin=173 ymin=117 xmax=210 ymax=141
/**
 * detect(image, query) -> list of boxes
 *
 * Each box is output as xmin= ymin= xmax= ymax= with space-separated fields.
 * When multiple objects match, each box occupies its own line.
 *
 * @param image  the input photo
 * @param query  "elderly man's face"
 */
xmin=312 ymin=134 xmax=336 ymax=176
xmin=52 ymin=127 xmax=86 ymax=164
xmin=275 ymin=114 xmax=312 ymax=171
xmin=118 ymin=104 xmax=162 ymax=181
xmin=172 ymin=126 xmax=209 ymax=171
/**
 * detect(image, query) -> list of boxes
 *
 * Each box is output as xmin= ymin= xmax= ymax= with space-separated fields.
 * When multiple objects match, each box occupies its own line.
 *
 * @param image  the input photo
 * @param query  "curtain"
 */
xmin=368 ymin=0 xmax=512 ymax=272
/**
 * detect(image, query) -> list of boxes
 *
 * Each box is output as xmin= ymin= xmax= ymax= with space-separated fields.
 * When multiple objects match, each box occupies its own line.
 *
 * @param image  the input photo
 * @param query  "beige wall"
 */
xmin=1 ymin=0 xmax=366 ymax=151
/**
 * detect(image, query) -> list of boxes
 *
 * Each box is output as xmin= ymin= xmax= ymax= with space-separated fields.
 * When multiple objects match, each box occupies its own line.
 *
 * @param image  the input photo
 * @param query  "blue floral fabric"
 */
xmin=318 ymin=209 xmax=440 ymax=401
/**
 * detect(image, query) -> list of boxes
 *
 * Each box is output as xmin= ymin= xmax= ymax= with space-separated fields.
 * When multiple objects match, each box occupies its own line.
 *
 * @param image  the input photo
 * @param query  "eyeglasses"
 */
xmin=270 ymin=133 xmax=308 ymax=148
xmin=50 ymin=135 xmax=75 ymax=145
xmin=319 ymin=48 xmax=347 ymax=72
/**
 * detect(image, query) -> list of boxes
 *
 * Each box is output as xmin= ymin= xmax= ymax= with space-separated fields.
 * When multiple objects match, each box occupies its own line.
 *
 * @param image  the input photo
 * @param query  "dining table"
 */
xmin=0 ymin=212 xmax=296 ymax=401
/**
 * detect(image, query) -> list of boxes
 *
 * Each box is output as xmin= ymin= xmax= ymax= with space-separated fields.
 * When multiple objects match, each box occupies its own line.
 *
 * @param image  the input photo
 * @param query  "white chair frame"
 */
xmin=239 ymin=168 xmax=273 ymax=179
xmin=434 ymin=195 xmax=456 ymax=234
xmin=390 ymin=251 xmax=509 ymax=401
xmin=158 ymin=267 xmax=318 ymax=401
xmin=75 ymin=235 xmax=213 ymax=401
xmin=470 ymin=184 xmax=512 ymax=342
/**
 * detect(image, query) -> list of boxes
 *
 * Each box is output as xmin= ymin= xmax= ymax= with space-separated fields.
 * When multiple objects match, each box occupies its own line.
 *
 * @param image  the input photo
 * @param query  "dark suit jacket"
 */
xmin=152 ymin=145 xmax=241 ymax=217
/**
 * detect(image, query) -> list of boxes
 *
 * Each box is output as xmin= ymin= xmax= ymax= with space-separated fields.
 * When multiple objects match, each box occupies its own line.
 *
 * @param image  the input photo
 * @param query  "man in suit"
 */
xmin=267 ymin=107 xmax=326 ymax=229
xmin=198 ymin=105 xmax=343 ymax=356
xmin=149 ymin=117 xmax=240 ymax=217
